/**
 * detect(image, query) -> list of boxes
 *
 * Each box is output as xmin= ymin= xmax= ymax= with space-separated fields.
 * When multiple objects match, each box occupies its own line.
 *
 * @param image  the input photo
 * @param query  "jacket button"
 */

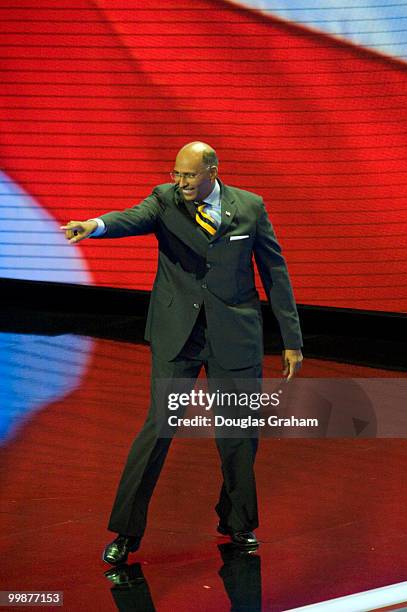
xmin=206 ymin=262 xmax=211 ymax=269
xmin=193 ymin=303 xmax=200 ymax=309
xmin=201 ymin=283 xmax=207 ymax=289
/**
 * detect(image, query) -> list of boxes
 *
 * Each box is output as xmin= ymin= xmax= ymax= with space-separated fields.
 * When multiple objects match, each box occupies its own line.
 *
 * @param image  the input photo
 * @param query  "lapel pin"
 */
xmin=225 ymin=210 xmax=231 ymax=216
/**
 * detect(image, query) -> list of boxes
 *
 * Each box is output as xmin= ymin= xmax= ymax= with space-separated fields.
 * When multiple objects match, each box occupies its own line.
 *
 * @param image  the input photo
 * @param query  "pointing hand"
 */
xmin=60 ymin=220 xmax=98 ymax=244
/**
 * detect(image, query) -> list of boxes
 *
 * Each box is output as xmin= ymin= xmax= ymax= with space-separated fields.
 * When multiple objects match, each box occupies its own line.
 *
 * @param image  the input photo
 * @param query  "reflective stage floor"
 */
xmin=1 ymin=330 xmax=407 ymax=611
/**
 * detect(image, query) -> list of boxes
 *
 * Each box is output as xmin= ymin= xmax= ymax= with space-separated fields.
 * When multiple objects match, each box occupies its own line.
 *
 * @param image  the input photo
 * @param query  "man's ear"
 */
xmin=210 ymin=166 xmax=218 ymax=181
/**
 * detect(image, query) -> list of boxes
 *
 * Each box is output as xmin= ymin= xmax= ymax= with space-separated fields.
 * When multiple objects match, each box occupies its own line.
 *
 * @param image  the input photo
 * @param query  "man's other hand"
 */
xmin=282 ymin=349 xmax=303 ymax=380
xmin=60 ymin=220 xmax=98 ymax=244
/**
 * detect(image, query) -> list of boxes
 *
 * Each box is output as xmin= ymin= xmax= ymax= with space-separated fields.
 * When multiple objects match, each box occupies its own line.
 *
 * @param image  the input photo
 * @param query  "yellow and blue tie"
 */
xmin=195 ymin=202 xmax=217 ymax=236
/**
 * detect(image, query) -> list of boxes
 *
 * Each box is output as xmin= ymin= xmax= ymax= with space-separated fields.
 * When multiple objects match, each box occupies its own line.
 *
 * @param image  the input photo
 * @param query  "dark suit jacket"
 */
xmin=97 ymin=180 xmax=302 ymax=369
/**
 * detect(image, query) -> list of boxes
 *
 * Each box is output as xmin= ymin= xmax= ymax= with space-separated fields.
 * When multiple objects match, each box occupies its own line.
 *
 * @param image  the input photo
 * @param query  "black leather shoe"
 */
xmin=230 ymin=531 xmax=259 ymax=548
xmin=217 ymin=523 xmax=259 ymax=548
xmin=102 ymin=535 xmax=141 ymax=565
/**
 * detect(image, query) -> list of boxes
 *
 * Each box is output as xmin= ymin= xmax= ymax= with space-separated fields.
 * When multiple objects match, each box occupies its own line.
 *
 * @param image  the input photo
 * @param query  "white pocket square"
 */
xmin=230 ymin=235 xmax=249 ymax=241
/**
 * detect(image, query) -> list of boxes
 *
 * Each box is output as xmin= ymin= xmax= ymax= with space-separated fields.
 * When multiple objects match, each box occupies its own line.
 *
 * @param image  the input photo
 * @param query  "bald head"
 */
xmin=173 ymin=141 xmax=219 ymax=203
xmin=176 ymin=141 xmax=218 ymax=169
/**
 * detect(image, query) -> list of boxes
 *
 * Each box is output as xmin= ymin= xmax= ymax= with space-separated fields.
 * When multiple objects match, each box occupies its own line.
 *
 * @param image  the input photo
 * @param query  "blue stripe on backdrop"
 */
xmin=233 ymin=0 xmax=407 ymax=62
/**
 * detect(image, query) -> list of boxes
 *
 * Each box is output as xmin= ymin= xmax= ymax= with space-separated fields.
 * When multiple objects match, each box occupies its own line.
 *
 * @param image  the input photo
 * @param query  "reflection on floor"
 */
xmin=0 ymin=332 xmax=406 ymax=611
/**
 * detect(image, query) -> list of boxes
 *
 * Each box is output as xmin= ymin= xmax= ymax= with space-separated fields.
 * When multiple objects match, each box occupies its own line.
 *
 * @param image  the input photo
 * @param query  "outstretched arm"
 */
xmin=61 ymin=192 xmax=162 ymax=244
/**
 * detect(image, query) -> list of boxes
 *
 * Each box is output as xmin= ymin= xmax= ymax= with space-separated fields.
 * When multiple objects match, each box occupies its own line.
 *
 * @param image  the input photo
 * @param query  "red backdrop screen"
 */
xmin=1 ymin=0 xmax=407 ymax=312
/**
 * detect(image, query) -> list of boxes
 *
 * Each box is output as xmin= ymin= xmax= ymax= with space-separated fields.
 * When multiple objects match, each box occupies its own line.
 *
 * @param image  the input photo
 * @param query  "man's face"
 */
xmin=172 ymin=150 xmax=217 ymax=202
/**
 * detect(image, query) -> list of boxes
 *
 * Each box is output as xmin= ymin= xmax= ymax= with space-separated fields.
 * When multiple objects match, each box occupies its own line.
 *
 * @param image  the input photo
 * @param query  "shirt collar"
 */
xmin=201 ymin=179 xmax=221 ymax=206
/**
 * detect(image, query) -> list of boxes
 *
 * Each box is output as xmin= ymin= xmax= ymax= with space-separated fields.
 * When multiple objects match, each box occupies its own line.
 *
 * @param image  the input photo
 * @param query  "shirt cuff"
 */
xmin=88 ymin=218 xmax=106 ymax=237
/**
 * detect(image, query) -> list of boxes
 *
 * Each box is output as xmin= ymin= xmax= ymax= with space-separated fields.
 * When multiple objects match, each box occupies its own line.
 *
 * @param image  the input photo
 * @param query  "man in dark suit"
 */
xmin=61 ymin=141 xmax=303 ymax=564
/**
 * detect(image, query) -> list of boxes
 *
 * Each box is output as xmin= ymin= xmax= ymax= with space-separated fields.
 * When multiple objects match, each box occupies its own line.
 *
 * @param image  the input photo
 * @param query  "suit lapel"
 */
xmin=160 ymin=188 xmax=209 ymax=258
xmin=159 ymin=181 xmax=236 ymax=254
xmin=210 ymin=182 xmax=236 ymax=243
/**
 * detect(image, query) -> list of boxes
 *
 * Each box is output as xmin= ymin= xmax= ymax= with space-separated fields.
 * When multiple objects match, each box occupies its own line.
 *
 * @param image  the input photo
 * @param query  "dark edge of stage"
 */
xmin=0 ymin=277 xmax=405 ymax=372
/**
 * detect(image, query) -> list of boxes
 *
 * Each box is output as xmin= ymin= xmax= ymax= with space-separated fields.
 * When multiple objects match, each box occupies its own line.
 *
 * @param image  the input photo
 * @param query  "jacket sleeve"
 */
xmin=253 ymin=200 xmax=303 ymax=349
xmin=96 ymin=192 xmax=162 ymax=238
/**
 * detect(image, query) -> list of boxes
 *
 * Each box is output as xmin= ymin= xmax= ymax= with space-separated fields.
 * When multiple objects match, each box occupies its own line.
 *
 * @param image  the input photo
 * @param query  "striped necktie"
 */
xmin=195 ymin=202 xmax=217 ymax=236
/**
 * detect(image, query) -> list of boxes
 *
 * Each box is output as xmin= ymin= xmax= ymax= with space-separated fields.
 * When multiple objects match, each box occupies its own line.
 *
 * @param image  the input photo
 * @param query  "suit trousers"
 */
xmin=108 ymin=308 xmax=262 ymax=538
